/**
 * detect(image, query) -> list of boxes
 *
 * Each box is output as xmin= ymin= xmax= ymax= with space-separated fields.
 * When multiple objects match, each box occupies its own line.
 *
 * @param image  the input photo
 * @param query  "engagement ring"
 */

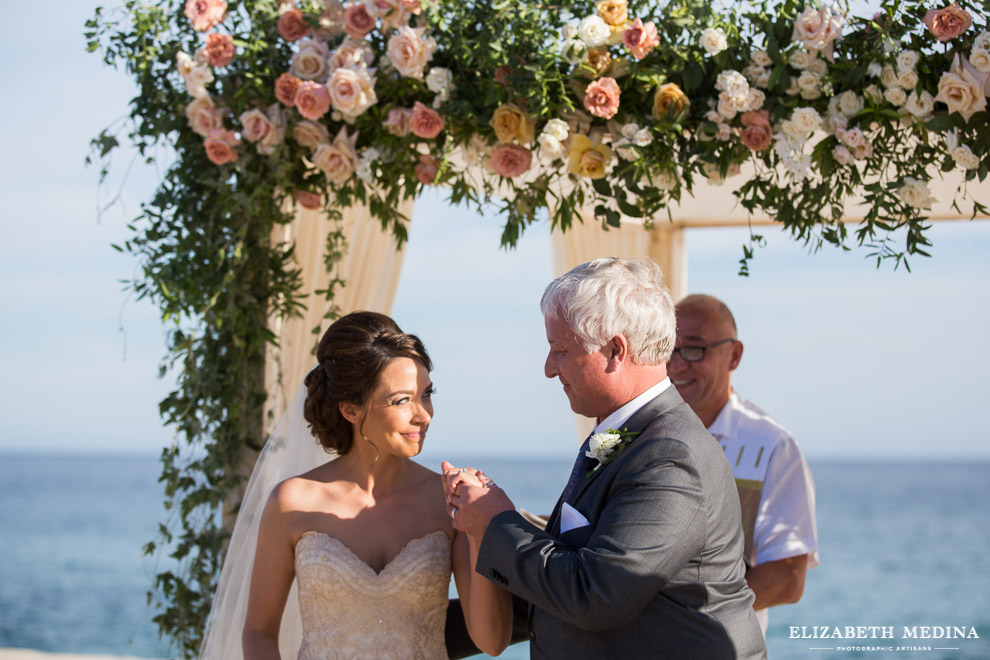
xmin=484 ymin=480 xmax=495 ymax=488
xmin=450 ymin=506 xmax=458 ymax=519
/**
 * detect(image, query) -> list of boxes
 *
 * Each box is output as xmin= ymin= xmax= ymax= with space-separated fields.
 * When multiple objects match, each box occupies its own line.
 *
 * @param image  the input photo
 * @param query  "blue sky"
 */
xmin=1 ymin=1 xmax=988 ymax=460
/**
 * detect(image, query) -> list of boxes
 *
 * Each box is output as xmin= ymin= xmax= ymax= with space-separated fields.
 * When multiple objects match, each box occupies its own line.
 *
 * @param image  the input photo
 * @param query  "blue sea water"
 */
xmin=1 ymin=453 xmax=988 ymax=659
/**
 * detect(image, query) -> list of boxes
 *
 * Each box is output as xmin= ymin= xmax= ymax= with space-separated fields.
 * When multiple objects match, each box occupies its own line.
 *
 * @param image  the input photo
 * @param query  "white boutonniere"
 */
xmin=586 ymin=428 xmax=640 ymax=474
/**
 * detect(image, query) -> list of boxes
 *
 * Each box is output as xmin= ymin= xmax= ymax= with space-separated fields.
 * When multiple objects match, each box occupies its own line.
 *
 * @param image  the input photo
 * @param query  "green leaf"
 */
xmin=926 ymin=115 xmax=956 ymax=132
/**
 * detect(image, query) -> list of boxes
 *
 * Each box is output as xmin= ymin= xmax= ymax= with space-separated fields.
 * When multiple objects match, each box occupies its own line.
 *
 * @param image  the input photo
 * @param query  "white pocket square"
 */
xmin=560 ymin=502 xmax=591 ymax=534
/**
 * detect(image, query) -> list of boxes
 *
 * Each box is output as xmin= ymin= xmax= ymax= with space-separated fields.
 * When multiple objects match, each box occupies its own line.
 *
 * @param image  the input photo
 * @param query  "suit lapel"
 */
xmin=567 ymin=387 xmax=684 ymax=504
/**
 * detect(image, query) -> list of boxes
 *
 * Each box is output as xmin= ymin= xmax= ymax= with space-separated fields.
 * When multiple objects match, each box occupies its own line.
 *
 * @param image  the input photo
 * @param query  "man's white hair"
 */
xmin=540 ymin=257 xmax=676 ymax=365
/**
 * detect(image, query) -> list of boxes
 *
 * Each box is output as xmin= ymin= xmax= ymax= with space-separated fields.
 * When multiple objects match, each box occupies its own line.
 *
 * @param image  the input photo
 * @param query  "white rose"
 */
xmin=537 ymin=133 xmax=565 ymax=160
xmin=897 ymin=69 xmax=919 ymax=90
xmin=561 ymin=38 xmax=587 ymax=63
xmin=620 ymin=123 xmax=639 ymax=139
xmin=715 ymin=70 xmax=748 ymax=95
xmin=800 ymin=87 xmax=822 ymax=100
xmin=752 ymin=50 xmax=772 ymax=67
xmin=973 ymin=31 xmax=990 ymax=52
xmin=880 ymin=64 xmax=899 ymax=88
xmin=864 ymin=84 xmax=882 ymax=103
xmin=853 ymin=143 xmax=873 ymax=160
xmin=969 ymin=49 xmax=990 ymax=73
xmin=884 ymin=87 xmax=906 ymax=106
xmin=793 ymin=6 xmax=843 ymax=59
xmin=951 ymin=145 xmax=980 ymax=170
xmin=756 ymin=71 xmax=771 ymax=88
xmin=633 ymin=128 xmax=653 ymax=147
xmin=897 ymin=50 xmax=920 ymax=72
xmin=543 ymin=118 xmax=570 ymax=142
xmin=655 ymin=170 xmax=677 ymax=190
xmin=789 ymin=50 xmax=812 ymax=70
xmin=791 ymin=107 xmax=822 ymax=135
xmin=743 ymin=89 xmax=764 ymax=112
xmin=700 ymin=27 xmax=728 ymax=56
xmin=867 ymin=62 xmax=883 ymax=78
xmin=716 ymin=123 xmax=732 ymax=140
xmin=779 ymin=120 xmax=803 ymax=140
xmin=177 ymin=51 xmax=196 ymax=78
xmin=578 ymin=15 xmax=611 ymax=47
xmin=807 ymin=58 xmax=827 ymax=76
xmin=838 ymin=90 xmax=864 ymax=117
xmin=838 ymin=127 xmax=866 ymax=148
xmin=797 ymin=70 xmax=820 ymax=92
xmin=562 ymin=24 xmax=578 ymax=40
xmin=702 ymin=161 xmax=726 ymax=185
xmin=742 ymin=65 xmax=766 ymax=84
xmin=183 ymin=64 xmax=214 ymax=98
xmin=426 ymin=67 xmax=453 ymax=93
xmin=897 ymin=178 xmax=935 ymax=209
xmin=833 ymin=145 xmax=855 ymax=165
xmin=904 ymin=91 xmax=935 ymax=118
xmin=291 ymin=38 xmax=331 ymax=81
xmin=705 ymin=110 xmax=721 ymax=123
xmin=716 ymin=97 xmax=737 ymax=120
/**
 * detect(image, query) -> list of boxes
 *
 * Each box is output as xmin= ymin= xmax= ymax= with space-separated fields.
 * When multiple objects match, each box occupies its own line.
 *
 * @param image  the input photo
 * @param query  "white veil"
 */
xmin=199 ymin=376 xmax=333 ymax=659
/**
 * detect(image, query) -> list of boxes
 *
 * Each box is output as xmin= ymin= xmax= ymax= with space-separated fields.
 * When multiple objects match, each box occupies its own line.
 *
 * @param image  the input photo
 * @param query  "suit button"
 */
xmin=490 ymin=569 xmax=498 ymax=578
xmin=529 ymin=631 xmax=536 ymax=641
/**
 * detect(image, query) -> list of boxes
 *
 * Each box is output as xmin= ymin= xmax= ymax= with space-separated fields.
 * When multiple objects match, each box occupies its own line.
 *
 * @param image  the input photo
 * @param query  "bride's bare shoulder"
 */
xmin=268 ymin=461 xmax=339 ymax=508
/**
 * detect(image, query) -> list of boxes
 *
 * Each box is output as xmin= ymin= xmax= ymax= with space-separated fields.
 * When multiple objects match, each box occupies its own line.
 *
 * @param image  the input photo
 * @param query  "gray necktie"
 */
xmin=561 ymin=433 xmax=596 ymax=502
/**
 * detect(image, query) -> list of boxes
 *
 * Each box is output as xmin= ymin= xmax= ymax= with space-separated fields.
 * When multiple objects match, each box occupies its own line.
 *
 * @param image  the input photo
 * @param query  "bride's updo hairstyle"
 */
xmin=303 ymin=311 xmax=432 ymax=454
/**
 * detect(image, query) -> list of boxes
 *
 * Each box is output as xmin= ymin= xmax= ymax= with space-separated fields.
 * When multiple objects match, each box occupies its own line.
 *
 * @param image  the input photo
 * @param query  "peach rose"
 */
xmin=291 ymin=38 xmax=330 ymax=81
xmin=239 ymin=108 xmax=272 ymax=142
xmin=294 ymin=81 xmax=332 ymax=120
xmin=652 ymin=83 xmax=689 ymax=119
xmin=327 ymin=66 xmax=377 ymax=119
xmin=584 ymin=76 xmax=621 ymax=119
xmin=185 ymin=0 xmax=227 ymax=32
xmin=185 ymin=96 xmax=222 ymax=137
xmin=204 ymin=128 xmax=239 ymax=165
xmin=567 ymin=134 xmax=611 ymax=179
xmin=343 ymin=3 xmax=375 ymax=38
xmin=383 ymin=107 xmax=412 ymax=136
xmin=585 ymin=48 xmax=612 ymax=77
xmin=312 ymin=127 xmax=358 ymax=184
xmin=202 ymin=33 xmax=235 ymax=67
xmin=414 ymin=154 xmax=440 ymax=184
xmin=329 ymin=38 xmax=375 ymax=71
xmin=293 ymin=190 xmax=323 ymax=209
xmin=274 ymin=73 xmax=302 ymax=106
xmin=596 ymin=0 xmax=628 ymax=26
xmin=398 ymin=0 xmax=422 ymax=14
xmin=935 ymin=54 xmax=988 ymax=119
xmin=388 ymin=26 xmax=433 ymax=80
xmin=278 ymin=7 xmax=311 ymax=41
xmin=292 ymin=119 xmax=329 ymax=148
xmin=924 ymin=3 xmax=972 ymax=42
xmin=623 ymin=18 xmax=660 ymax=60
xmin=489 ymin=143 xmax=533 ymax=178
xmin=257 ymin=104 xmax=285 ymax=155
xmin=739 ymin=110 xmax=772 ymax=151
xmin=409 ymin=101 xmax=444 ymax=138
xmin=491 ymin=104 xmax=534 ymax=143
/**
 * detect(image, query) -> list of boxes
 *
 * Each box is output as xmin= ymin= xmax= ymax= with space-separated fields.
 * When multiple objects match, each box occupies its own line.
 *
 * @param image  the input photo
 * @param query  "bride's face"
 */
xmin=356 ymin=357 xmax=434 ymax=458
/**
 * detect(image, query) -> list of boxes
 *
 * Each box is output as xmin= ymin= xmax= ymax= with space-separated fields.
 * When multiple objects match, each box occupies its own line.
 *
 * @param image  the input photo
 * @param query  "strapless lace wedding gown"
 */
xmin=294 ymin=530 xmax=452 ymax=660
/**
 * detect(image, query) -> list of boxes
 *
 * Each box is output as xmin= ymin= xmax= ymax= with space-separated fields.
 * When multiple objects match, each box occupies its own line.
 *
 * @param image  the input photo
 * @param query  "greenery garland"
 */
xmin=87 ymin=0 xmax=989 ymax=654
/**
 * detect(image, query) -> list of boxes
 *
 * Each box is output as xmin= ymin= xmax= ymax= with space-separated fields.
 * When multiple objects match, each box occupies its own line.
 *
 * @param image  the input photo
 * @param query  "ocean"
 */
xmin=0 ymin=453 xmax=987 ymax=659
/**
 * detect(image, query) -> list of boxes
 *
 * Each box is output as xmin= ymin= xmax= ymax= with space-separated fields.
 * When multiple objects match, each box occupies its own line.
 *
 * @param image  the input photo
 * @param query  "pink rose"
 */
xmin=202 ymin=33 xmax=235 ymax=67
xmin=274 ymin=73 xmax=302 ymax=107
xmin=383 ymin=107 xmax=412 ymax=136
xmin=294 ymin=81 xmax=331 ymax=120
xmin=388 ymin=26 xmax=433 ymax=79
xmin=293 ymin=190 xmax=323 ymax=209
xmin=409 ymin=101 xmax=444 ymax=138
xmin=185 ymin=96 xmax=222 ymax=137
xmin=623 ymin=18 xmax=660 ymax=60
xmin=278 ymin=8 xmax=311 ymax=41
xmin=327 ymin=66 xmax=377 ymax=119
xmin=185 ymin=0 xmax=227 ymax=32
xmin=489 ymin=143 xmax=533 ymax=178
xmin=414 ymin=154 xmax=440 ymax=184
xmin=792 ymin=6 xmax=843 ymax=61
xmin=204 ymin=129 xmax=239 ymax=165
xmin=924 ymin=3 xmax=973 ymax=42
xmin=343 ymin=3 xmax=375 ymax=38
xmin=584 ymin=76 xmax=621 ymax=119
xmin=739 ymin=110 xmax=773 ymax=151
xmin=239 ymin=108 xmax=272 ymax=143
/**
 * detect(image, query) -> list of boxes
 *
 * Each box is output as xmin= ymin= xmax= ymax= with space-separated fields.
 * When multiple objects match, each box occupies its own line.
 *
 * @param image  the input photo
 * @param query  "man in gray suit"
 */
xmin=444 ymin=258 xmax=766 ymax=659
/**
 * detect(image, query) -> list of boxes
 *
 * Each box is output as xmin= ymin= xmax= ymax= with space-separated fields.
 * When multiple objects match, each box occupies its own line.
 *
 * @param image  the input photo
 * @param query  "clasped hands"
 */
xmin=441 ymin=460 xmax=514 ymax=538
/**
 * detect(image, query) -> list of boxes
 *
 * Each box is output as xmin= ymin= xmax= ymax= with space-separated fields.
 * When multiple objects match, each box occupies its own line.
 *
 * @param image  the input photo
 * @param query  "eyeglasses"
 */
xmin=669 ymin=338 xmax=735 ymax=363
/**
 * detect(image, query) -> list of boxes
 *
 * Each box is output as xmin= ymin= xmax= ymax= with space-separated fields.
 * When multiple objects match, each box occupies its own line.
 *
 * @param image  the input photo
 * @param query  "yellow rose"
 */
xmin=585 ymin=48 xmax=612 ymax=77
xmin=491 ymin=103 xmax=535 ymax=143
xmin=652 ymin=83 xmax=689 ymax=119
xmin=596 ymin=0 xmax=628 ymax=26
xmin=567 ymin=134 xmax=612 ymax=178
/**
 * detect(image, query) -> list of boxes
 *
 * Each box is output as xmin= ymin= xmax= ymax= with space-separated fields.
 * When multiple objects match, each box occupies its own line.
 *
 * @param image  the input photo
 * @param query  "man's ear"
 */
xmin=728 ymin=340 xmax=744 ymax=372
xmin=604 ymin=334 xmax=631 ymax=372
xmin=339 ymin=401 xmax=361 ymax=424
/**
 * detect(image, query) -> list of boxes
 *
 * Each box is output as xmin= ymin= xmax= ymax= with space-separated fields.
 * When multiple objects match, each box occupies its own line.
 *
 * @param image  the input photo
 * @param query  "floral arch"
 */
xmin=88 ymin=0 xmax=989 ymax=652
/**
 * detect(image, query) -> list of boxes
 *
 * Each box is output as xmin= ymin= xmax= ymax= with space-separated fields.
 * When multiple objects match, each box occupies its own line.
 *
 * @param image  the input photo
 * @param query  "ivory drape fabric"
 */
xmin=263 ymin=199 xmax=413 ymax=427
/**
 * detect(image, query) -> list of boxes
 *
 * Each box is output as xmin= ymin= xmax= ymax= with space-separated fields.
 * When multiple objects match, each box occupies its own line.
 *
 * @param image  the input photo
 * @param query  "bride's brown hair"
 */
xmin=303 ymin=311 xmax=432 ymax=454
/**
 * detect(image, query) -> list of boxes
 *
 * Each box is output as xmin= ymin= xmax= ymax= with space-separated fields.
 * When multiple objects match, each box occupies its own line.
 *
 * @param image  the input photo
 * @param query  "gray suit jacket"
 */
xmin=476 ymin=386 xmax=767 ymax=659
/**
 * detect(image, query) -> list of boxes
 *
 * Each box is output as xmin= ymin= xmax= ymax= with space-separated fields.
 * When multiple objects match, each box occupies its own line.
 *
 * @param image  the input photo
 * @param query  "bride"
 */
xmin=200 ymin=311 xmax=512 ymax=659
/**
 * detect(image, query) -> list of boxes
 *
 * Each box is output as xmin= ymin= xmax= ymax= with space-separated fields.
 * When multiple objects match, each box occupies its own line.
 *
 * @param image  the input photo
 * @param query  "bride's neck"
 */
xmin=337 ymin=442 xmax=408 ymax=495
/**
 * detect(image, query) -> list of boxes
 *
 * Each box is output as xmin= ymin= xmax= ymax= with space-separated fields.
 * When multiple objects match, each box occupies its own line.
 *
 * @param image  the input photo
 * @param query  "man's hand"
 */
xmin=441 ymin=461 xmax=515 ymax=539
xmin=745 ymin=554 xmax=809 ymax=610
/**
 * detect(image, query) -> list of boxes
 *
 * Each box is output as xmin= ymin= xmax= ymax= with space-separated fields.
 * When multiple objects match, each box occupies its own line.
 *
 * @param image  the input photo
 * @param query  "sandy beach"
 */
xmin=0 ymin=651 xmax=153 ymax=660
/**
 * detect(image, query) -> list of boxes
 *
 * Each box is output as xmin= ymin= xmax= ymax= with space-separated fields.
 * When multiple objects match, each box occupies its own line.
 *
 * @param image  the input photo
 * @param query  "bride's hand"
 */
xmin=440 ymin=460 xmax=488 ymax=505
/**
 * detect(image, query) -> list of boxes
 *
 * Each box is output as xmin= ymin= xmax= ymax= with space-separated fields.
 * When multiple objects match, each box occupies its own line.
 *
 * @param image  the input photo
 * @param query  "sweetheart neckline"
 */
xmin=296 ymin=529 xmax=449 ymax=577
